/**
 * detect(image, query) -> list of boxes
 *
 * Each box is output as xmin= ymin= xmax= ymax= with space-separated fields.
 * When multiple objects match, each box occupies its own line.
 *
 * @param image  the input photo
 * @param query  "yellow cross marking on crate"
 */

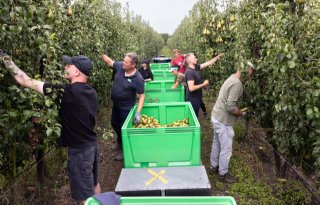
xmin=145 ymin=169 xmax=168 ymax=186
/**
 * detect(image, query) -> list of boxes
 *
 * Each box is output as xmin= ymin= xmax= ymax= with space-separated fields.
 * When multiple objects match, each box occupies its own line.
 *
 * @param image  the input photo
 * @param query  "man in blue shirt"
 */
xmin=101 ymin=52 xmax=145 ymax=161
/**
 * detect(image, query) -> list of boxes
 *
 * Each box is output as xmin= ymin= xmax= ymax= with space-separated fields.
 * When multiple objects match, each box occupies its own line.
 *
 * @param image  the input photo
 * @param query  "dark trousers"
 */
xmin=111 ymin=106 xmax=130 ymax=148
xmin=200 ymin=99 xmax=207 ymax=113
xmin=186 ymin=98 xmax=201 ymax=118
xmin=67 ymin=145 xmax=99 ymax=201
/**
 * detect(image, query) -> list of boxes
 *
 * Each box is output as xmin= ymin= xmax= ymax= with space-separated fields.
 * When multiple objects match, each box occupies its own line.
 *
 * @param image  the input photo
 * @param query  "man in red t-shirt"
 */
xmin=171 ymin=49 xmax=186 ymax=74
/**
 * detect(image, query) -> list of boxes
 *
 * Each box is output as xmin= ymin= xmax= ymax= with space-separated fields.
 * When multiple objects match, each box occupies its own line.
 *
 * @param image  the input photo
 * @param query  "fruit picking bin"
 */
xmin=144 ymin=80 xmax=184 ymax=103
xmin=152 ymin=70 xmax=175 ymax=81
xmin=150 ymin=63 xmax=171 ymax=71
xmin=123 ymin=196 xmax=237 ymax=205
xmin=121 ymin=102 xmax=200 ymax=168
xmin=85 ymin=196 xmax=237 ymax=205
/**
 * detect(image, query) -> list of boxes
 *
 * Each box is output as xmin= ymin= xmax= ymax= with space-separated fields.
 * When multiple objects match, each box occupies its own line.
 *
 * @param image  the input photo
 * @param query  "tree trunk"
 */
xmin=36 ymin=149 xmax=48 ymax=183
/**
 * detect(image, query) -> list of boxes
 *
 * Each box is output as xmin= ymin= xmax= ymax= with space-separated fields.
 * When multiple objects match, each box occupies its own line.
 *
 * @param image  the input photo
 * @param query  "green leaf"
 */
xmin=45 ymin=99 xmax=52 ymax=107
xmin=286 ymin=53 xmax=291 ymax=59
xmin=46 ymin=127 xmax=53 ymax=137
xmin=9 ymin=11 xmax=15 ymax=19
xmin=287 ymin=61 xmax=295 ymax=69
xmin=306 ymin=108 xmax=313 ymax=117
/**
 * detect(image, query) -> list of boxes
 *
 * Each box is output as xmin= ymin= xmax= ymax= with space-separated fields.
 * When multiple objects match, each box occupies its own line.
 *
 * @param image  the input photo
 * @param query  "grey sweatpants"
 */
xmin=210 ymin=116 xmax=235 ymax=175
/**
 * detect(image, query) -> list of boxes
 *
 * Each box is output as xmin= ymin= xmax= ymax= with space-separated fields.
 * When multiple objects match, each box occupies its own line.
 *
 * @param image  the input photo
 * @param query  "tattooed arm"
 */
xmin=0 ymin=50 xmax=44 ymax=95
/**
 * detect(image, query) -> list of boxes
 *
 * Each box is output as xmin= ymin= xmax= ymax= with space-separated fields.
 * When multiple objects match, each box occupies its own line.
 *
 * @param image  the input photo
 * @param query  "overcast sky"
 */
xmin=116 ymin=0 xmax=199 ymax=35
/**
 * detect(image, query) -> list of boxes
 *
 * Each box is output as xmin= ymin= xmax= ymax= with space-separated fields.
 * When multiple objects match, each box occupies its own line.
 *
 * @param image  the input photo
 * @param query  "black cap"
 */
xmin=141 ymin=60 xmax=149 ymax=65
xmin=62 ymin=55 xmax=93 ymax=76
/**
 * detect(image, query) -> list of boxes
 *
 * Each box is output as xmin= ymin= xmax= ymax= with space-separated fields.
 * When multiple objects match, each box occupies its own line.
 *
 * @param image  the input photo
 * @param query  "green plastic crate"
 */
xmin=121 ymin=196 xmax=237 ymax=205
xmin=145 ymin=80 xmax=185 ymax=103
xmin=150 ymin=63 xmax=171 ymax=71
xmin=121 ymin=102 xmax=200 ymax=168
xmin=86 ymin=196 xmax=237 ymax=205
xmin=152 ymin=70 xmax=175 ymax=81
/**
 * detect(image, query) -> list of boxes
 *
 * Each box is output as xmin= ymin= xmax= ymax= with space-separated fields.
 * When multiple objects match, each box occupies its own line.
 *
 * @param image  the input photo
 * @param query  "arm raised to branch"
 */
xmin=0 ymin=51 xmax=44 ymax=95
xmin=200 ymin=53 xmax=224 ymax=70
xmin=101 ymin=52 xmax=115 ymax=68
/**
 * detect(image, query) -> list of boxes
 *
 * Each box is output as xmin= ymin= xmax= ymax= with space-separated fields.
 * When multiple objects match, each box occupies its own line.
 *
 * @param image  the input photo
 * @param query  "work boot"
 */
xmin=218 ymin=173 xmax=237 ymax=183
xmin=209 ymin=166 xmax=219 ymax=175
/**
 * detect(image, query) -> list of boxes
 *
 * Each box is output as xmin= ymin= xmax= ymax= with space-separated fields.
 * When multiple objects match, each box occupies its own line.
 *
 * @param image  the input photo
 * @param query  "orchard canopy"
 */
xmin=0 ymin=0 xmax=164 ymax=180
xmin=168 ymin=0 xmax=320 ymax=170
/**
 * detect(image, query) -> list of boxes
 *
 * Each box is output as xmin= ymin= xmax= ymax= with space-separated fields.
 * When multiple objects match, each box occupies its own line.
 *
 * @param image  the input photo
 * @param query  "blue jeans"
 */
xmin=111 ymin=106 xmax=130 ymax=147
xmin=210 ymin=117 xmax=235 ymax=175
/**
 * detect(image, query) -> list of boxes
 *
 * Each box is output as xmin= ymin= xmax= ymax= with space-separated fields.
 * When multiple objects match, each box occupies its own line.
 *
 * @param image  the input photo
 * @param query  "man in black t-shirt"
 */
xmin=184 ymin=52 xmax=224 ymax=117
xmin=101 ymin=52 xmax=145 ymax=161
xmin=0 ymin=51 xmax=101 ymax=204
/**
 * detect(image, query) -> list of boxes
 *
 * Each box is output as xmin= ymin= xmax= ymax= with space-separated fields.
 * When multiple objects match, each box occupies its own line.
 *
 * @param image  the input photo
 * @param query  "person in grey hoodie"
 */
xmin=210 ymin=64 xmax=254 ymax=183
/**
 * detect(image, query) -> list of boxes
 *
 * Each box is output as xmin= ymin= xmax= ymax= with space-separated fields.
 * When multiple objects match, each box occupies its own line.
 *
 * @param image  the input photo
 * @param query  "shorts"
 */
xmin=67 ymin=145 xmax=99 ymax=201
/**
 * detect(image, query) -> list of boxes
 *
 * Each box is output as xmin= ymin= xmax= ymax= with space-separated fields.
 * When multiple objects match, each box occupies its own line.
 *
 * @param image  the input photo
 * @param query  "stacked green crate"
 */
xmin=144 ymin=80 xmax=184 ymax=103
xmin=121 ymin=102 xmax=200 ymax=168
xmin=152 ymin=70 xmax=175 ymax=81
xmin=150 ymin=63 xmax=170 ymax=71
xmin=121 ymin=196 xmax=237 ymax=204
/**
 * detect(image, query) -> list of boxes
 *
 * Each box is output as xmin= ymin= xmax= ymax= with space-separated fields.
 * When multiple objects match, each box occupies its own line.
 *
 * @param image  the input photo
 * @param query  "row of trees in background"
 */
xmin=0 ymin=0 xmax=164 ymax=193
xmin=168 ymin=0 xmax=320 ymax=174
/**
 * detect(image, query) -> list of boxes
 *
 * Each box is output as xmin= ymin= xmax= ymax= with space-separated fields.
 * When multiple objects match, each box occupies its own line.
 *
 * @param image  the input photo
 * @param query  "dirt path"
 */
xmin=50 ymin=101 xmax=274 ymax=204
xmin=51 ymin=99 xmax=313 ymax=204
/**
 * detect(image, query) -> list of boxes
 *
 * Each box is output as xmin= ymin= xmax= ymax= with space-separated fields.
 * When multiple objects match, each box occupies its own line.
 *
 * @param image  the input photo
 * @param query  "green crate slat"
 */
xmin=150 ymin=63 xmax=171 ymax=71
xmin=121 ymin=102 xmax=200 ymax=168
xmin=152 ymin=70 xmax=175 ymax=81
xmin=150 ymin=63 xmax=171 ymax=67
xmin=86 ymin=196 xmax=237 ymax=205
xmin=145 ymin=80 xmax=184 ymax=103
xmin=121 ymin=196 xmax=237 ymax=205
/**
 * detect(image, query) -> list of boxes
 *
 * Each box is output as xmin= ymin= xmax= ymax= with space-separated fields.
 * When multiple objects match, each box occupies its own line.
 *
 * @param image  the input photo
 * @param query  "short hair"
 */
xmin=173 ymin=49 xmax=179 ymax=54
xmin=126 ymin=52 xmax=138 ymax=66
xmin=141 ymin=60 xmax=150 ymax=69
xmin=141 ymin=60 xmax=150 ymax=65
xmin=184 ymin=53 xmax=194 ymax=67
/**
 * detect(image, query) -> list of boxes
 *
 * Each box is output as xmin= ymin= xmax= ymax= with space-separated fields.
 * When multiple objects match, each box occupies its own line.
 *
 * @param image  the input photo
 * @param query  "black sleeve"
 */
xmin=43 ymin=82 xmax=65 ymax=96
